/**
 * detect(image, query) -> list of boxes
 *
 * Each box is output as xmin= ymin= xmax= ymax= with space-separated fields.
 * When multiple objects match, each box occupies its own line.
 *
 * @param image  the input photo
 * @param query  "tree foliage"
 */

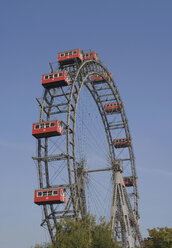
xmin=33 ymin=224 xmax=172 ymax=248
xmin=142 ymin=227 xmax=172 ymax=248
xmin=49 ymin=215 xmax=122 ymax=248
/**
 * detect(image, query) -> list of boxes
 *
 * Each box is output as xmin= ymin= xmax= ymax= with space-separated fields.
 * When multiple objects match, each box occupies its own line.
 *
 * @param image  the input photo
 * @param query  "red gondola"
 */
xmin=34 ymin=188 xmax=66 ymax=205
xmin=84 ymin=51 xmax=99 ymax=61
xmin=104 ymin=102 xmax=122 ymax=113
xmin=123 ymin=177 xmax=137 ymax=187
xmin=58 ymin=49 xmax=84 ymax=66
xmin=92 ymin=72 xmax=112 ymax=84
xmin=32 ymin=120 xmax=63 ymax=139
xmin=130 ymin=221 xmax=134 ymax=227
xmin=42 ymin=71 xmax=70 ymax=88
xmin=114 ymin=138 xmax=131 ymax=148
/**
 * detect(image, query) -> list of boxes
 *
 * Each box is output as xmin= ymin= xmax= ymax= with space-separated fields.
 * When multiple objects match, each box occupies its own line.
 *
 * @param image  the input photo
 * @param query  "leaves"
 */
xmin=142 ymin=227 xmax=172 ymax=248
xmin=33 ymin=224 xmax=172 ymax=248
xmin=50 ymin=215 xmax=121 ymax=248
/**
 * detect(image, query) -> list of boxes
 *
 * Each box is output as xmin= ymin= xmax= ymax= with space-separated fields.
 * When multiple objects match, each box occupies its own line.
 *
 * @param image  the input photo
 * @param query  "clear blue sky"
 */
xmin=0 ymin=0 xmax=172 ymax=247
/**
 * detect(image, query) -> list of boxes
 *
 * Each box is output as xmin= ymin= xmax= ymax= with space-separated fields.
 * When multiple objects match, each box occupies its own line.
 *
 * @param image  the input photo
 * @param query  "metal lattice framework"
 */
xmin=33 ymin=54 xmax=142 ymax=247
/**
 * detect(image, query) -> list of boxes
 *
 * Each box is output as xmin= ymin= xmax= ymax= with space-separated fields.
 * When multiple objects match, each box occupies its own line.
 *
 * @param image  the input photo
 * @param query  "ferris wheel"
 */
xmin=32 ymin=49 xmax=142 ymax=248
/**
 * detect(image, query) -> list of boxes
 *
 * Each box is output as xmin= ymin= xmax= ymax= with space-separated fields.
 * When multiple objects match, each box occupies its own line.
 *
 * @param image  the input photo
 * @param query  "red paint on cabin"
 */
xmin=34 ymin=188 xmax=66 ymax=205
xmin=123 ymin=177 xmax=137 ymax=187
xmin=114 ymin=138 xmax=131 ymax=148
xmin=83 ymin=51 xmax=99 ymax=61
xmin=32 ymin=120 xmax=63 ymax=139
xmin=104 ymin=102 xmax=122 ymax=113
xmin=92 ymin=72 xmax=112 ymax=84
xmin=42 ymin=70 xmax=70 ymax=88
xmin=58 ymin=49 xmax=84 ymax=66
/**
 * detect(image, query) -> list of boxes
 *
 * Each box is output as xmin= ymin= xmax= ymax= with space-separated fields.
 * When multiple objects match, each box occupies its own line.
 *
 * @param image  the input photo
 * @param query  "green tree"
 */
xmin=49 ymin=215 xmax=122 ymax=248
xmin=91 ymin=217 xmax=120 ymax=248
xmin=142 ymin=227 xmax=172 ymax=248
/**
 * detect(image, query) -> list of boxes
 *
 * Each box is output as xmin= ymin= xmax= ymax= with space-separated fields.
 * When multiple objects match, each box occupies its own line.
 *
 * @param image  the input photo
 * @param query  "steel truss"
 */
xmin=34 ymin=57 xmax=142 ymax=247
